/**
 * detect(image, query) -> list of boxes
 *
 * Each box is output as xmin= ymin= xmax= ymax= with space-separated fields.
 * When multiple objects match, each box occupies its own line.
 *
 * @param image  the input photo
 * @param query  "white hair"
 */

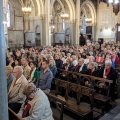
xmin=14 ymin=66 xmax=23 ymax=74
xmin=89 ymin=56 xmax=95 ymax=61
xmin=105 ymin=60 xmax=112 ymax=66
xmin=79 ymin=58 xmax=84 ymax=63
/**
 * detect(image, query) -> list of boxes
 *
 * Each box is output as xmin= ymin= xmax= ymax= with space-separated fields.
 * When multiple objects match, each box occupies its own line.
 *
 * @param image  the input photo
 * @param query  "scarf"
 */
xmin=79 ymin=64 xmax=84 ymax=72
xmin=22 ymin=103 xmax=31 ymax=118
xmin=103 ymin=67 xmax=111 ymax=78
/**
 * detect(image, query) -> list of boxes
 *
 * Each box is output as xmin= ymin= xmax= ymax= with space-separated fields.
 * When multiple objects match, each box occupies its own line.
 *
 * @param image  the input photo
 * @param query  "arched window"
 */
xmin=7 ymin=3 xmax=11 ymax=27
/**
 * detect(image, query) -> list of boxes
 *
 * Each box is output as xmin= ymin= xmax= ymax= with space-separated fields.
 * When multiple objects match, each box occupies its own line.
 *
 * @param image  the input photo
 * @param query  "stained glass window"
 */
xmin=7 ymin=4 xmax=11 ymax=27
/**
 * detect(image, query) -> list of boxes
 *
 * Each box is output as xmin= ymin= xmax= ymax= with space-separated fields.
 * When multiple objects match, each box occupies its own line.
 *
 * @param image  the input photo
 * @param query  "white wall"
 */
xmin=97 ymin=2 xmax=120 ymax=41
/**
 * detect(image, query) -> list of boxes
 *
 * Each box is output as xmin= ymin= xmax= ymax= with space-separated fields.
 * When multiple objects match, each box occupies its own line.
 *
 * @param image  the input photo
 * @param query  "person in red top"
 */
xmin=111 ymin=51 xmax=119 ymax=65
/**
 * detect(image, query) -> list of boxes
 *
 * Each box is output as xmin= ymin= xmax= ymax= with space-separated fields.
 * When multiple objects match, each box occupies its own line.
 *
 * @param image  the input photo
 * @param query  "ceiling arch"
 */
xmin=81 ymin=0 xmax=96 ymax=24
xmin=50 ymin=0 xmax=75 ymax=22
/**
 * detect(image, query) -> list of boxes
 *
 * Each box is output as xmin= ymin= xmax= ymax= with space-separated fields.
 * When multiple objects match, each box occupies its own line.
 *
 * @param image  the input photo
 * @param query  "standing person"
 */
xmin=18 ymin=83 xmax=54 ymax=120
xmin=21 ymin=56 xmax=31 ymax=80
xmin=79 ymin=34 xmax=86 ymax=46
xmin=8 ymin=66 xmax=28 ymax=119
xmin=28 ymin=61 xmax=40 ymax=85
xmin=38 ymin=59 xmax=53 ymax=93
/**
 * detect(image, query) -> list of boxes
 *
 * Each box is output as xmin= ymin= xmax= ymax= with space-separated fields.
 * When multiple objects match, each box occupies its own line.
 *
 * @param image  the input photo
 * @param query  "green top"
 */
xmin=32 ymin=70 xmax=40 ymax=83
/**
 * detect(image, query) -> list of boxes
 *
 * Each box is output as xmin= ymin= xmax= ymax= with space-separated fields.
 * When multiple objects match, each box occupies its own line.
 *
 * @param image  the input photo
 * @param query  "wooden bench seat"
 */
xmin=94 ymin=93 xmax=111 ymax=103
xmin=54 ymin=78 xmax=95 ymax=119
xmin=57 ymin=69 xmax=113 ymax=104
xmin=65 ymin=100 xmax=92 ymax=116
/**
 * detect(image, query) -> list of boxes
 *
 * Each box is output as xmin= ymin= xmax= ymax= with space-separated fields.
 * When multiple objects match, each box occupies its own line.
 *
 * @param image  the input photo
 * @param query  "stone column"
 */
xmin=0 ymin=0 xmax=8 ymax=119
xmin=41 ymin=0 xmax=51 ymax=46
xmin=73 ymin=0 xmax=80 ymax=45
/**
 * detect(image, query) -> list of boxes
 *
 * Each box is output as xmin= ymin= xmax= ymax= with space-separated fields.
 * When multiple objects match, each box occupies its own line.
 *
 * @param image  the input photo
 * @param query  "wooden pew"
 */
xmin=57 ymin=69 xmax=113 ymax=104
xmin=54 ymin=78 xmax=95 ymax=120
xmin=45 ymin=93 xmax=66 ymax=120
xmin=8 ymin=107 xmax=22 ymax=120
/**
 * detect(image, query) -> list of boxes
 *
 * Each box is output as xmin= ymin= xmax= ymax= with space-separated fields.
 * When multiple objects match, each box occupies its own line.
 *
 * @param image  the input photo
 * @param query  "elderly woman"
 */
xmin=6 ymin=66 xmax=14 ymax=92
xmin=49 ymin=59 xmax=57 ymax=78
xmin=98 ymin=60 xmax=117 ymax=100
xmin=18 ymin=83 xmax=54 ymax=120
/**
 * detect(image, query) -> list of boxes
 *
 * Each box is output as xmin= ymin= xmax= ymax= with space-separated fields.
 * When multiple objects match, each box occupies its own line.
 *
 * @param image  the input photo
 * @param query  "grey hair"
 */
xmin=89 ymin=56 xmax=95 ymax=61
xmin=105 ymin=60 xmax=112 ymax=66
xmin=79 ymin=58 xmax=84 ymax=63
xmin=49 ymin=58 xmax=56 ymax=66
xmin=14 ymin=66 xmax=23 ymax=74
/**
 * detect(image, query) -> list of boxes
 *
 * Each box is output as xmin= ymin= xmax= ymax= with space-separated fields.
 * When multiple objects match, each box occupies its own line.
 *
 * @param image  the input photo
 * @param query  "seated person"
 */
xmin=28 ymin=61 xmax=40 ymax=85
xmin=61 ymin=58 xmax=75 ymax=80
xmin=38 ymin=59 xmax=53 ymax=93
xmin=8 ymin=55 xmax=15 ymax=68
xmin=70 ymin=58 xmax=87 ymax=83
xmin=6 ymin=66 xmax=14 ymax=92
xmin=102 ymin=54 xmax=115 ymax=68
xmin=88 ymin=56 xmax=98 ymax=69
xmin=86 ymin=62 xmax=99 ymax=77
xmin=49 ymin=58 xmax=57 ymax=78
xmin=98 ymin=60 xmax=117 ymax=99
xmin=21 ymin=56 xmax=31 ymax=80
xmin=74 ymin=58 xmax=87 ymax=74
xmin=18 ymin=83 xmax=54 ymax=120
xmin=8 ymin=66 xmax=28 ymax=119
xmin=84 ymin=62 xmax=99 ymax=87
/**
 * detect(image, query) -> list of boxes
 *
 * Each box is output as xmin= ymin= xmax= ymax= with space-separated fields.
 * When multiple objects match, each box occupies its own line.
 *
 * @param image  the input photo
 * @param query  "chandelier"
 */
xmin=85 ymin=18 xmax=92 ymax=24
xmin=108 ymin=0 xmax=120 ymax=15
xmin=22 ymin=6 xmax=32 ymax=14
xmin=108 ymin=0 xmax=119 ymax=4
xmin=61 ymin=13 xmax=69 ymax=20
xmin=60 ymin=0 xmax=69 ymax=20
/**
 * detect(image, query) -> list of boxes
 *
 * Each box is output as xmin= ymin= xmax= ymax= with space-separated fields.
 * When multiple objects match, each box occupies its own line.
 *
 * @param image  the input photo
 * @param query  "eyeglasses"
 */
xmin=12 ymin=71 xmax=19 ymax=73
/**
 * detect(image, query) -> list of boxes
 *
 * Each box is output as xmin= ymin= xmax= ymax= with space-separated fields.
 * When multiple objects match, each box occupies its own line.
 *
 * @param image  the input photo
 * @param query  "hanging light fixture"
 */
xmin=108 ymin=0 xmax=120 ymax=15
xmin=61 ymin=0 xmax=69 ymax=20
xmin=108 ymin=0 xmax=119 ymax=4
xmin=61 ymin=13 xmax=69 ymax=20
xmin=85 ymin=18 xmax=92 ymax=24
xmin=22 ymin=6 xmax=32 ymax=14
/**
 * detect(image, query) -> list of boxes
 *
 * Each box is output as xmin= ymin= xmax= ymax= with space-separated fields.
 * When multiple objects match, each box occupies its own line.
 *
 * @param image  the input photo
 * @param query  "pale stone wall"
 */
xmin=96 ymin=2 xmax=120 ymax=41
xmin=8 ymin=0 xmax=24 ymax=47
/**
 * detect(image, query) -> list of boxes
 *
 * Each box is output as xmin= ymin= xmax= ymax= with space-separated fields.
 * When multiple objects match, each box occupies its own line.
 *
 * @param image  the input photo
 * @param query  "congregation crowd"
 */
xmin=6 ymin=39 xmax=120 ymax=120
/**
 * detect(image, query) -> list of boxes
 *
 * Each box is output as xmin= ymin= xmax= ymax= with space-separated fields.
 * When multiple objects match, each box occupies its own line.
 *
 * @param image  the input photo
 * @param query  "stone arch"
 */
xmin=81 ymin=0 xmax=97 ymax=40
xmin=50 ymin=0 xmax=75 ymax=22
xmin=81 ymin=0 xmax=96 ymax=24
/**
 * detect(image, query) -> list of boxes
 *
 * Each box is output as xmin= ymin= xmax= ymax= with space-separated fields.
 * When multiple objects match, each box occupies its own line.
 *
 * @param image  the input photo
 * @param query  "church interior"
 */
xmin=1 ymin=0 xmax=120 ymax=120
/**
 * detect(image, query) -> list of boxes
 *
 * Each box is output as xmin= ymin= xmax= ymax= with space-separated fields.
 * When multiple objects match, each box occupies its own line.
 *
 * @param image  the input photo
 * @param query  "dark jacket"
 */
xmin=86 ymin=68 xmax=100 ymax=77
xmin=99 ymin=67 xmax=117 ymax=86
xmin=74 ymin=64 xmax=88 ymax=74
xmin=49 ymin=65 xmax=57 ymax=78
xmin=62 ymin=63 xmax=75 ymax=71
xmin=55 ymin=59 xmax=63 ymax=69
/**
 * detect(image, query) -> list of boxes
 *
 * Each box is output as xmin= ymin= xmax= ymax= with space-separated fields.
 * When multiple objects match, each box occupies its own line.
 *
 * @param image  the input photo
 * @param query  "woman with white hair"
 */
xmin=18 ymin=83 xmax=54 ymax=120
xmin=98 ymin=60 xmax=117 ymax=100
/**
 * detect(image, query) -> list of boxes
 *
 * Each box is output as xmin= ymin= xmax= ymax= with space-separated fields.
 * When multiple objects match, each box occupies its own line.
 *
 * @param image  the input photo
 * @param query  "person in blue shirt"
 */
xmin=38 ymin=59 xmax=53 ymax=93
xmin=49 ymin=59 xmax=57 ymax=78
